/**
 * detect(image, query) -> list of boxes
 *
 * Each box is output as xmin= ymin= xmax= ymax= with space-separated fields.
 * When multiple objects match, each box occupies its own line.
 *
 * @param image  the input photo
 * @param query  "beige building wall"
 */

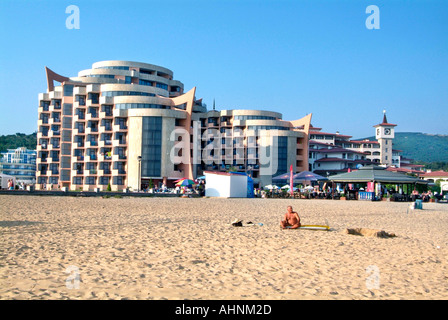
xmin=127 ymin=116 xmax=142 ymax=191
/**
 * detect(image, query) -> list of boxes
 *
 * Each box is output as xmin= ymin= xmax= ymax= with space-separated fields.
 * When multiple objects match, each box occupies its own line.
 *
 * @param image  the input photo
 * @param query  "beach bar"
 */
xmin=329 ymin=165 xmax=428 ymax=201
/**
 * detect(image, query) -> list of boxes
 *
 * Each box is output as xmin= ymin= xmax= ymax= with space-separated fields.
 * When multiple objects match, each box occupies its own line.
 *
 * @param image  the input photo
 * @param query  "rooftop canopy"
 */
xmin=328 ymin=165 xmax=427 ymax=184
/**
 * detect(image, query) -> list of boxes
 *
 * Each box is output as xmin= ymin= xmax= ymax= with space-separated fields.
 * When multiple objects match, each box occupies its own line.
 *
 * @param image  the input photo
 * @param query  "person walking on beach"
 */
xmin=280 ymin=205 xmax=301 ymax=229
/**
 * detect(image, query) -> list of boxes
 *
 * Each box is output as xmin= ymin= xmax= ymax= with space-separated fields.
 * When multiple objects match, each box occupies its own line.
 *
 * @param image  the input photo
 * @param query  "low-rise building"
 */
xmin=0 ymin=147 xmax=37 ymax=184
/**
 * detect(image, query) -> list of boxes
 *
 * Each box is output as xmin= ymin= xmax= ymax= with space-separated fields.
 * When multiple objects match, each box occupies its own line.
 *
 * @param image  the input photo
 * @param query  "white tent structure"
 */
xmin=204 ymin=171 xmax=248 ymax=198
xmin=0 ymin=173 xmax=16 ymax=189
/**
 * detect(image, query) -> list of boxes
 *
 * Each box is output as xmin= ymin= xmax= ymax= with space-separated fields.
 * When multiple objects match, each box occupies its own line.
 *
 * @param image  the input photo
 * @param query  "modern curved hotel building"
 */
xmin=36 ymin=60 xmax=312 ymax=191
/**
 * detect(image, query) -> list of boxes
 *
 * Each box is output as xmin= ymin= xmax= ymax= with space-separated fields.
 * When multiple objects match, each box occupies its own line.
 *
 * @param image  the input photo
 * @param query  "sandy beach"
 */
xmin=1 ymin=194 xmax=447 ymax=300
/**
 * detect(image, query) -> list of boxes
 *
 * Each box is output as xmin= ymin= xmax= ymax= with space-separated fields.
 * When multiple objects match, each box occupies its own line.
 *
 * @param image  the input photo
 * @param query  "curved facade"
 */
xmin=36 ymin=61 xmax=311 ymax=191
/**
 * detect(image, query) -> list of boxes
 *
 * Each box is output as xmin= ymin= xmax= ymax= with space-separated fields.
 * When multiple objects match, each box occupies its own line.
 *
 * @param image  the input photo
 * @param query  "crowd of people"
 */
xmin=4 ymin=179 xmax=29 ymax=190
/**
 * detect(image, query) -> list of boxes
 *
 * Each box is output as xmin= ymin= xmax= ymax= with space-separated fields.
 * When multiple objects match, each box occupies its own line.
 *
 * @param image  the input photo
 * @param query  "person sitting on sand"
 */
xmin=280 ymin=205 xmax=301 ymax=229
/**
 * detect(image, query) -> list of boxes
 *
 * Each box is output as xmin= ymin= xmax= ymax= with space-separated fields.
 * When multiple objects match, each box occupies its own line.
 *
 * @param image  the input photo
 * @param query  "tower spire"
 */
xmin=382 ymin=109 xmax=388 ymax=124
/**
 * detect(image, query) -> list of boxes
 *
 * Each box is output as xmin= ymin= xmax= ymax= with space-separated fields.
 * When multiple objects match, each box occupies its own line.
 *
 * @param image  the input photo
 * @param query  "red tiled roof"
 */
xmin=309 ymin=140 xmax=334 ymax=146
xmin=421 ymin=170 xmax=448 ymax=177
xmin=315 ymin=157 xmax=372 ymax=163
xmin=373 ymin=122 xmax=397 ymax=127
xmin=386 ymin=167 xmax=422 ymax=174
xmin=349 ymin=140 xmax=380 ymax=144
xmin=316 ymin=147 xmax=367 ymax=155
xmin=309 ymin=131 xmax=352 ymax=138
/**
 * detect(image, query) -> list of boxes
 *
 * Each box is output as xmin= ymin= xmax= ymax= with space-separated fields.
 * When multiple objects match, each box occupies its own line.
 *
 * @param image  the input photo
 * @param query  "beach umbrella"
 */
xmin=272 ymin=172 xmax=290 ymax=180
xmin=175 ymin=179 xmax=196 ymax=187
xmin=264 ymin=184 xmax=278 ymax=190
xmin=293 ymin=171 xmax=328 ymax=185
xmin=197 ymin=176 xmax=206 ymax=180
xmin=281 ymin=185 xmax=297 ymax=191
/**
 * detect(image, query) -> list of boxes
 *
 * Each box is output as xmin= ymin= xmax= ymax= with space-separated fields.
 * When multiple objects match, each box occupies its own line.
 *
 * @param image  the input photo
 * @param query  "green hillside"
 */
xmin=0 ymin=132 xmax=37 ymax=153
xmin=359 ymin=132 xmax=448 ymax=163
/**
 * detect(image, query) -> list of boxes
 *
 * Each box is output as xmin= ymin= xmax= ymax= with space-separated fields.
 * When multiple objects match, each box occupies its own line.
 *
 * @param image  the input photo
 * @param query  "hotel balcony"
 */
xmin=71 ymin=155 xmax=85 ymax=163
xmin=49 ymin=104 xmax=62 ymax=113
xmin=86 ymin=99 xmax=99 ymax=107
xmin=39 ymin=92 xmax=50 ymax=101
xmin=112 ymin=168 xmax=126 ymax=176
xmin=38 ymin=119 xmax=49 ymax=126
xmin=73 ymin=128 xmax=85 ymax=136
xmin=222 ymin=131 xmax=233 ymax=137
xmin=49 ymin=91 xmax=62 ymax=99
xmin=98 ymin=168 xmax=112 ymax=176
xmin=113 ymin=124 xmax=128 ymax=132
xmin=49 ymin=118 xmax=61 ymax=125
xmin=85 ymin=126 xmax=99 ymax=135
xmin=47 ymin=143 xmax=60 ymax=151
xmin=86 ymin=113 xmax=99 ymax=121
xmin=85 ymin=154 xmax=98 ymax=162
xmin=48 ymin=130 xmax=61 ymax=138
xmin=112 ymin=154 xmax=127 ymax=162
xmin=100 ymin=96 xmax=113 ymax=105
xmin=98 ymin=153 xmax=112 ymax=162
xmin=38 ymin=105 xmax=50 ymax=114
xmin=98 ymin=140 xmax=113 ymax=148
xmin=112 ymin=139 xmax=127 ymax=147
xmin=84 ymin=169 xmax=98 ymax=177
xmin=73 ymin=113 xmax=86 ymax=123
xmin=85 ymin=140 xmax=98 ymax=148
xmin=74 ymin=86 xmax=86 ymax=96
xmin=99 ymin=125 xmax=113 ymax=133
xmin=247 ymin=154 xmax=259 ymax=162
xmin=86 ymin=84 xmax=100 ymax=93
xmin=99 ymin=111 xmax=113 ymax=119
xmin=46 ymin=170 xmax=59 ymax=177
xmin=36 ymin=145 xmax=45 ymax=152
xmin=73 ymin=101 xmax=86 ymax=110
xmin=37 ymin=131 xmax=49 ymax=139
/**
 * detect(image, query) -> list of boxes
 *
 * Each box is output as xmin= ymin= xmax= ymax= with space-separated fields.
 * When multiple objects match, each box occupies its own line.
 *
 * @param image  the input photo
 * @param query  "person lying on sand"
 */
xmin=280 ymin=205 xmax=301 ymax=229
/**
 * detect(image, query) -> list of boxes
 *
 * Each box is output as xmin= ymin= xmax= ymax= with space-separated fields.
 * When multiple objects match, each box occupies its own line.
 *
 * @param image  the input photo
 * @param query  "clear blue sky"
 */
xmin=1 ymin=0 xmax=447 ymax=138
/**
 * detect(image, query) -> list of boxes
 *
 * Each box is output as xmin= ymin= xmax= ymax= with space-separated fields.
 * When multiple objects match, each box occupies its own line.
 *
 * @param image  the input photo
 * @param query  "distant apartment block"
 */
xmin=36 ymin=61 xmax=312 ymax=191
xmin=0 ymin=147 xmax=37 ymax=183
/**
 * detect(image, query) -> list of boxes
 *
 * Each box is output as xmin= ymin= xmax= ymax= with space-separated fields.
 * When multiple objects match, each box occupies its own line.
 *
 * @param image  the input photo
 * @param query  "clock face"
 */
xmin=384 ymin=128 xmax=391 ymax=135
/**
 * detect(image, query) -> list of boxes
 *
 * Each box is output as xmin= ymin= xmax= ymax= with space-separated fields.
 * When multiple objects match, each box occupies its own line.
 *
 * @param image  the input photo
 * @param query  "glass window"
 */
xmin=141 ymin=117 xmax=162 ymax=177
xmin=63 ymin=85 xmax=74 ymax=96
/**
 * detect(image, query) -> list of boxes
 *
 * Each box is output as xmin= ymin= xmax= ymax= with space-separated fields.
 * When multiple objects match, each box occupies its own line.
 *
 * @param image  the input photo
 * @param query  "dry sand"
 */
xmin=1 ymin=195 xmax=447 ymax=300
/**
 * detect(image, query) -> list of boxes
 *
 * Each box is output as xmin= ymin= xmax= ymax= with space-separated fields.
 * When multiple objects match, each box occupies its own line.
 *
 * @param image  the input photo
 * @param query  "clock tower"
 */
xmin=373 ymin=110 xmax=397 ymax=166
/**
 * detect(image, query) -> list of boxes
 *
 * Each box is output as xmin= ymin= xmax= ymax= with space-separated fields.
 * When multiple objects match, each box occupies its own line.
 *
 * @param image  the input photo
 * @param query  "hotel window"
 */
xmin=72 ymin=177 xmax=83 ymax=185
xmin=156 ymin=82 xmax=168 ymax=90
xmin=141 ymin=117 xmax=162 ymax=177
xmin=113 ymin=176 xmax=124 ymax=186
xmin=139 ymin=79 xmax=154 ymax=86
xmin=63 ymin=85 xmax=74 ymax=97
xmin=88 ymin=93 xmax=99 ymax=104
xmin=103 ymin=91 xmax=155 ymax=97
xmin=99 ymin=177 xmax=110 ymax=185
xmin=49 ymin=177 xmax=59 ymax=184
xmin=85 ymin=177 xmax=96 ymax=185
xmin=97 ymin=66 xmax=129 ymax=70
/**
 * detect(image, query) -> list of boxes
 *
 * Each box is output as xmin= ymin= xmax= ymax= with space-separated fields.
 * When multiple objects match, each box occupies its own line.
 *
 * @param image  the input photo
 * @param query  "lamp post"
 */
xmin=137 ymin=156 xmax=142 ymax=192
